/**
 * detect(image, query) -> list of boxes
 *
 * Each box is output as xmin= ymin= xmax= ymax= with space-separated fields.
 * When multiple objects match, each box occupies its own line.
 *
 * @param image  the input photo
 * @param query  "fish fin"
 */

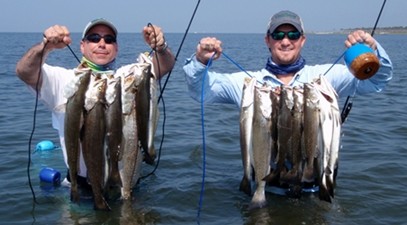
xmin=262 ymin=169 xmax=278 ymax=184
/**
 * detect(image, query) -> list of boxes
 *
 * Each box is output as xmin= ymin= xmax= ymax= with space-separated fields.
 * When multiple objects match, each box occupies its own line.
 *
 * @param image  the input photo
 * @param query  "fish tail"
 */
xmin=239 ymin=176 xmax=252 ymax=196
xmin=105 ymin=168 xmax=122 ymax=200
xmin=93 ymin=196 xmax=111 ymax=211
xmin=326 ymin=173 xmax=335 ymax=198
xmin=318 ymin=174 xmax=332 ymax=203
xmin=108 ymin=170 xmax=123 ymax=188
xmin=69 ymin=170 xmax=80 ymax=203
xmin=148 ymin=143 xmax=157 ymax=162
xmin=248 ymin=187 xmax=267 ymax=210
xmin=143 ymin=150 xmax=156 ymax=165
xmin=280 ymin=168 xmax=300 ymax=184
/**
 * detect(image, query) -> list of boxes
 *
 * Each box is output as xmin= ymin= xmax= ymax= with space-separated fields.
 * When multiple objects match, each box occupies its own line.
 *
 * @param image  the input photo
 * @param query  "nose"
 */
xmin=280 ymin=36 xmax=292 ymax=45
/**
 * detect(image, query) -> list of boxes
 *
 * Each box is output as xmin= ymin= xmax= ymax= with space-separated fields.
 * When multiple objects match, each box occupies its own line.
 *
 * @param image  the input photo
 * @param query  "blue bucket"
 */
xmin=39 ymin=167 xmax=61 ymax=184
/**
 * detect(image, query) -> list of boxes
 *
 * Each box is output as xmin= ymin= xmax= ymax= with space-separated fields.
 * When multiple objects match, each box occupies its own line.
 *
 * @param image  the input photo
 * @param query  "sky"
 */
xmin=1 ymin=0 xmax=405 ymax=34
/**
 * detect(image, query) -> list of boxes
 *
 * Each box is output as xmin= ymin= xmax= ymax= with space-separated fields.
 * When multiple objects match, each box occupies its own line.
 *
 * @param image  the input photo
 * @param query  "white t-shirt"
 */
xmin=29 ymin=63 xmax=138 ymax=177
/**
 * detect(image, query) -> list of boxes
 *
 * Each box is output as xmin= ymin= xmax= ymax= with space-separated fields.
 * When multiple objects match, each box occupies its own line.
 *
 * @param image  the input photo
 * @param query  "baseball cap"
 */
xmin=267 ymin=10 xmax=304 ymax=34
xmin=82 ymin=18 xmax=118 ymax=39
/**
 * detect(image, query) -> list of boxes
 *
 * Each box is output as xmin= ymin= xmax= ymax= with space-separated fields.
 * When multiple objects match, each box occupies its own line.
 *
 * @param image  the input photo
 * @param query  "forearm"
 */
xmin=15 ymin=40 xmax=49 ymax=89
xmin=183 ymin=55 xmax=207 ymax=102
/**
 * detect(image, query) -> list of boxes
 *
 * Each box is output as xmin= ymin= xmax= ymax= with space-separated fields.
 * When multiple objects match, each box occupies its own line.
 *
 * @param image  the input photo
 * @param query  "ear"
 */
xmin=264 ymin=34 xmax=271 ymax=47
xmin=299 ymin=35 xmax=306 ymax=48
xmin=80 ymin=40 xmax=85 ymax=54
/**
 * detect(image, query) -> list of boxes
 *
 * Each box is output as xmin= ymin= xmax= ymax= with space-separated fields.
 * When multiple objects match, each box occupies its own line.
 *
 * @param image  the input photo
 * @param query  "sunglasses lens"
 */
xmin=271 ymin=31 xmax=301 ymax=40
xmin=85 ymin=34 xmax=116 ymax=44
xmin=271 ymin=32 xmax=285 ymax=40
xmin=287 ymin=31 xmax=301 ymax=40
xmin=103 ymin=35 xmax=116 ymax=44
xmin=86 ymin=34 xmax=102 ymax=43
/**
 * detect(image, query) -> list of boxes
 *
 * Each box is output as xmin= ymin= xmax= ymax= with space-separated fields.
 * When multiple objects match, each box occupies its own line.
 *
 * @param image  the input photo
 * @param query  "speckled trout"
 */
xmin=239 ymin=77 xmax=256 ymax=196
xmin=302 ymin=82 xmax=320 ymax=184
xmin=120 ymin=64 xmax=145 ymax=200
xmin=63 ymin=68 xmax=91 ymax=203
xmin=82 ymin=75 xmax=109 ymax=210
xmin=105 ymin=75 xmax=123 ymax=195
xmin=314 ymin=76 xmax=341 ymax=202
xmin=136 ymin=53 xmax=158 ymax=165
xmin=250 ymin=84 xmax=273 ymax=209
xmin=264 ymin=85 xmax=293 ymax=184
xmin=281 ymin=86 xmax=304 ymax=186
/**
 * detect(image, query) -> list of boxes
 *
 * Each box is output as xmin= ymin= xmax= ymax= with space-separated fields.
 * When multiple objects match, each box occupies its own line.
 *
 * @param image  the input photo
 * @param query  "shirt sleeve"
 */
xmin=26 ymin=64 xmax=74 ymax=112
xmin=183 ymin=54 xmax=245 ymax=107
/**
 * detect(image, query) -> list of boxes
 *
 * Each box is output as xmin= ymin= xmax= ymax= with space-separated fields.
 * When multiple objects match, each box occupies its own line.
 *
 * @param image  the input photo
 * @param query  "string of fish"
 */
xmin=202 ymin=51 xmax=342 ymax=209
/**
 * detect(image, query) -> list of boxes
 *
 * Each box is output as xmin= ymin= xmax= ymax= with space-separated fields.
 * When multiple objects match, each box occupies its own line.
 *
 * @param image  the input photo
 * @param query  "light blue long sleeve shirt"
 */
xmin=183 ymin=42 xmax=393 ymax=108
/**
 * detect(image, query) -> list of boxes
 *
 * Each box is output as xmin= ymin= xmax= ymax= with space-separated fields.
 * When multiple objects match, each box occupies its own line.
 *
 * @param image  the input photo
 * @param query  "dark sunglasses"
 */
xmin=270 ymin=31 xmax=302 ymax=41
xmin=84 ymin=33 xmax=117 ymax=44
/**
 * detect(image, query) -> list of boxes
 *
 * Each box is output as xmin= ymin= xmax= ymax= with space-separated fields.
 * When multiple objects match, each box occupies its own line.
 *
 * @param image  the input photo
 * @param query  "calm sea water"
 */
xmin=0 ymin=32 xmax=406 ymax=225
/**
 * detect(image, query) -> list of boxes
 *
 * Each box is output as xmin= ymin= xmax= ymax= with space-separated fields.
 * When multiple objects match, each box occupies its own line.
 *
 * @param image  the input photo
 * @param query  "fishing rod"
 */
xmin=157 ymin=0 xmax=202 ymax=104
xmin=340 ymin=0 xmax=387 ymax=124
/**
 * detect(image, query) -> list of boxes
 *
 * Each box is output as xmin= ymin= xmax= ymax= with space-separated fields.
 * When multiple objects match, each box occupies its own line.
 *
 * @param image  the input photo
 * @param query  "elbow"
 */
xmin=15 ymin=60 xmax=23 ymax=77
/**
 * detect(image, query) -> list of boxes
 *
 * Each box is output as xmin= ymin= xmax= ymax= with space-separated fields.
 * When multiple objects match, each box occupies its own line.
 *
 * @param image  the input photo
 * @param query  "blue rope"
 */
xmin=221 ymin=52 xmax=253 ymax=78
xmin=196 ymin=52 xmax=216 ymax=223
xmin=222 ymin=52 xmax=263 ymax=85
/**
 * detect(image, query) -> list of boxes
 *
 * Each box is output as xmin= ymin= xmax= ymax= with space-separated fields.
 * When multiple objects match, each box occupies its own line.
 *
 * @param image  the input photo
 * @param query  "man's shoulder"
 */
xmin=42 ymin=63 xmax=75 ymax=80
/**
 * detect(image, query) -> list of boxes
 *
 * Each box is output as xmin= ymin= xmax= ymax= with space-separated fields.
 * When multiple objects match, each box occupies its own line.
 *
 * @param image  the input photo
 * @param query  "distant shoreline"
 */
xmin=2 ymin=27 xmax=406 ymax=34
xmin=309 ymin=26 xmax=407 ymax=35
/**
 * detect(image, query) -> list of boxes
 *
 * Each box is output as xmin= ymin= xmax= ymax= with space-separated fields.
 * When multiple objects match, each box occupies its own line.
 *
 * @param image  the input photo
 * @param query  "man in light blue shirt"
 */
xmin=183 ymin=10 xmax=393 ymax=200
xmin=183 ymin=11 xmax=392 ymax=108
